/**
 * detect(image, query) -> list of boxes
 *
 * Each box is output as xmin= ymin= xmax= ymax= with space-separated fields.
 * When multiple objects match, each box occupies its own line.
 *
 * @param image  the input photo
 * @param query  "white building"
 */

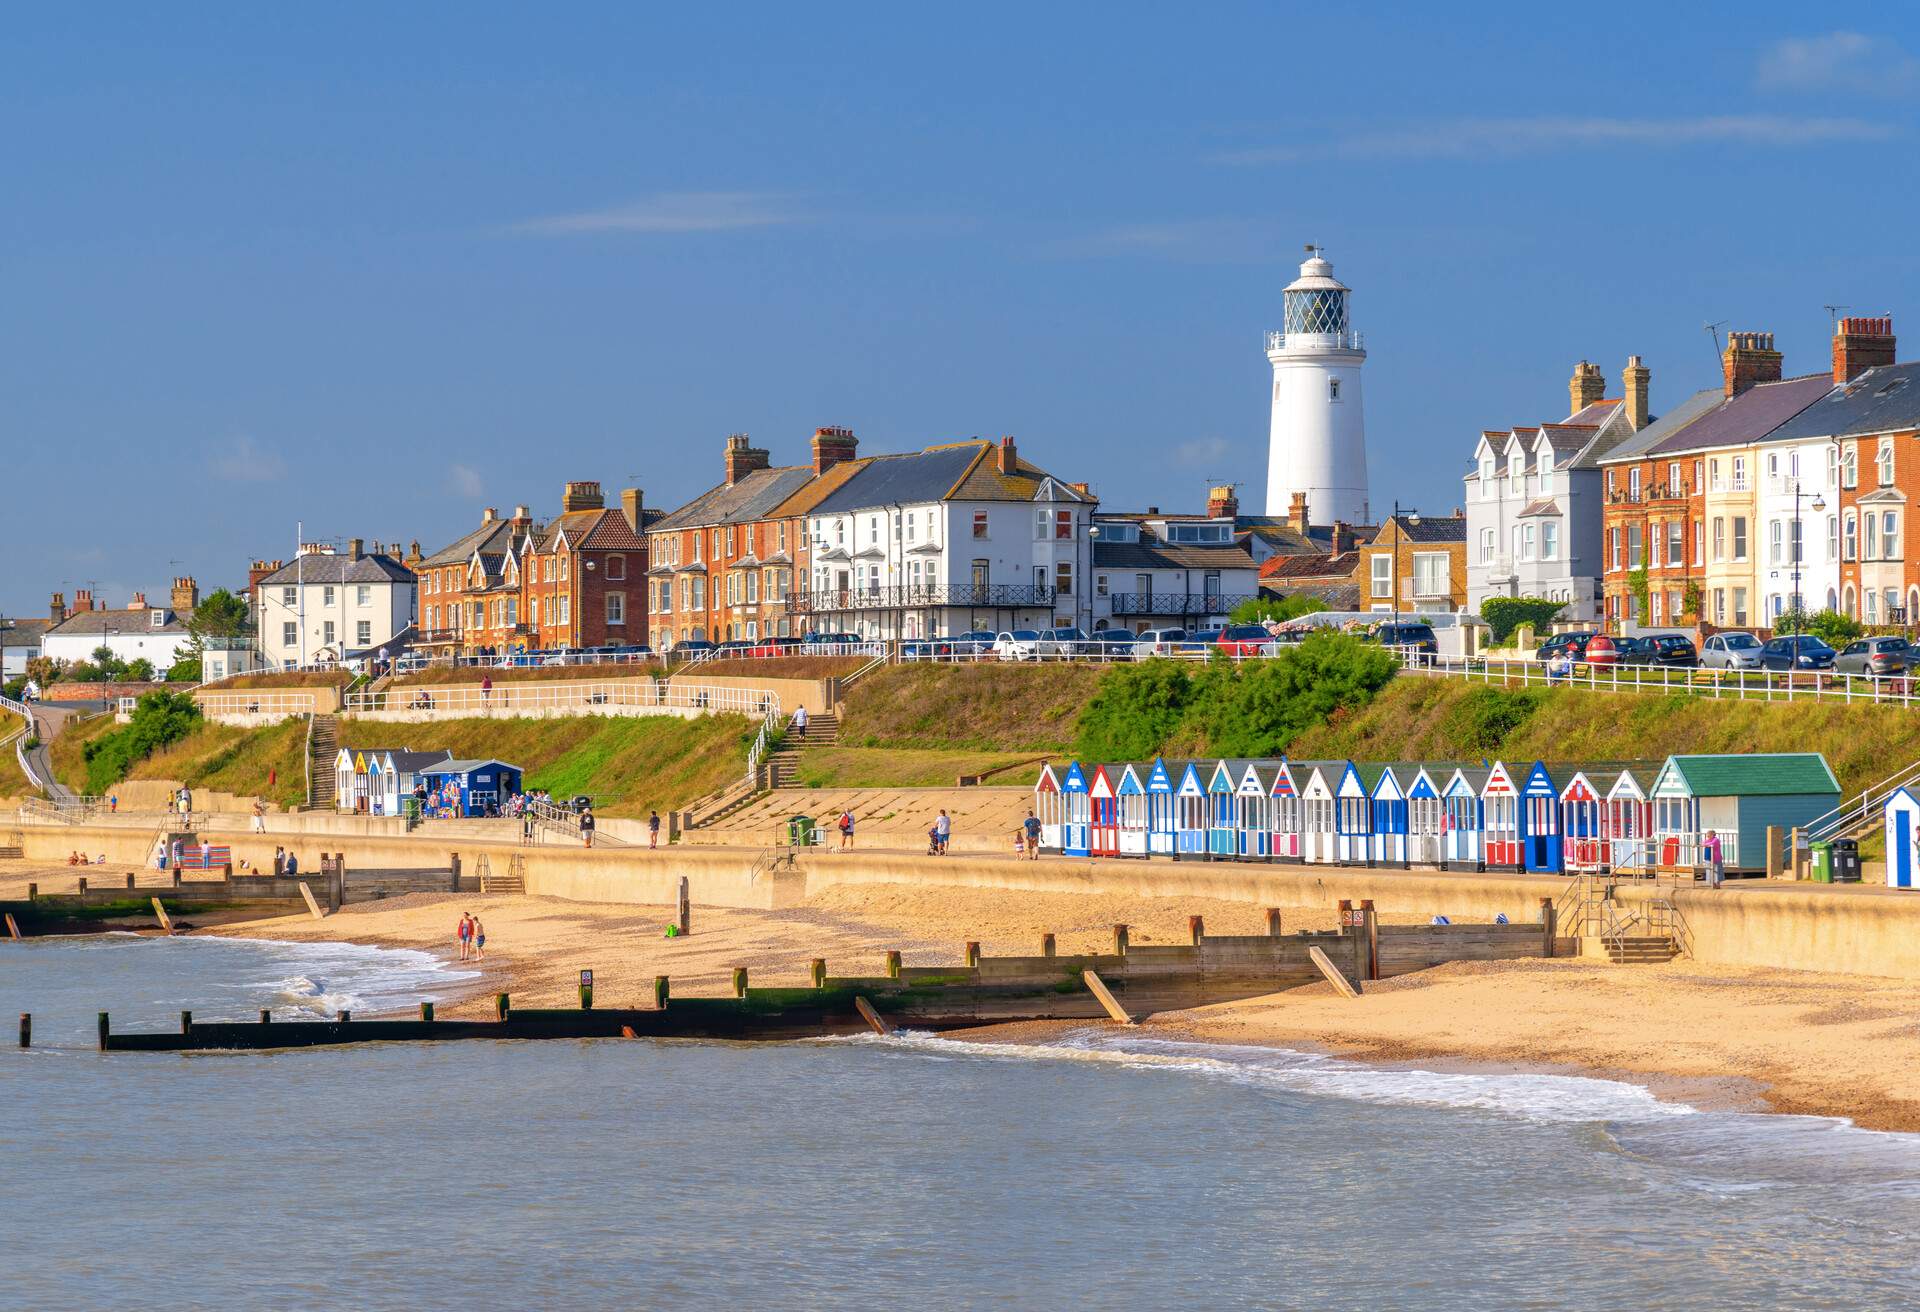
xmin=0 ymin=617 xmax=49 ymax=678
xmin=42 ymin=590 xmax=194 ymax=670
xmin=1266 ymin=248 xmax=1369 ymax=525
xmin=1088 ymin=510 xmax=1261 ymax=631
xmin=799 ymin=437 xmax=1096 ymax=639
xmin=254 ymin=541 xmax=417 ymax=668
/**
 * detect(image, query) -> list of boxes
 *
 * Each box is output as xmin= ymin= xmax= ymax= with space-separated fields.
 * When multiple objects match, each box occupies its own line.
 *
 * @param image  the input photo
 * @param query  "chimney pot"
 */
xmin=1288 ymin=491 xmax=1311 ymax=535
xmin=1723 ymin=330 xmax=1784 ymax=398
xmin=482 ymin=507 xmax=497 ymax=524
xmin=1569 ymin=360 xmax=1605 ymax=416
xmin=722 ymin=436 xmax=770 ymax=486
xmin=996 ymin=435 xmax=1017 ymax=475
xmin=561 ymin=480 xmax=605 ymax=512
xmin=810 ymin=425 xmax=859 ymax=477
xmin=1833 ymin=314 xmax=1897 ymax=384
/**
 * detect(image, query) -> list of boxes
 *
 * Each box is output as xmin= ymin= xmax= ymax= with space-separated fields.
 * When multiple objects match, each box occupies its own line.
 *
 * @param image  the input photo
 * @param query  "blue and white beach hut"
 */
xmin=1268 ymin=760 xmax=1305 ymax=861
xmin=1367 ymin=764 xmax=1410 ymax=866
xmin=1144 ymin=758 xmax=1178 ymax=856
xmin=1059 ymin=761 xmax=1091 ymax=858
xmin=1519 ymin=761 xmax=1563 ymax=873
xmin=1206 ymin=760 xmax=1244 ymax=858
xmin=1441 ymin=767 xmax=1489 ymax=868
xmin=1405 ymin=767 xmax=1444 ymax=867
xmin=1174 ymin=761 xmax=1210 ymax=858
xmin=1300 ymin=763 xmax=1341 ymax=865
xmin=1116 ymin=763 xmax=1149 ymax=858
xmin=419 ymin=758 xmax=524 ymax=817
xmin=1886 ymin=787 xmax=1920 ymax=889
xmin=1333 ymin=762 xmax=1372 ymax=865
xmin=1236 ymin=762 xmax=1274 ymax=859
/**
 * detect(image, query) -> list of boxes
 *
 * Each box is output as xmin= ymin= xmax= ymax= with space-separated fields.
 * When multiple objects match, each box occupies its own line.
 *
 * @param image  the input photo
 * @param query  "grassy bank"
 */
xmin=836 ymin=664 xmax=1103 ymax=753
xmin=793 ymin=747 xmax=1044 ymax=789
xmin=1286 ymin=675 xmax=1918 ymax=800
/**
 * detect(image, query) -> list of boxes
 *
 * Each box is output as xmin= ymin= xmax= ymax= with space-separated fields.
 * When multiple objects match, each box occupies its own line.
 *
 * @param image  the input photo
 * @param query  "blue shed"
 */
xmin=1059 ymin=761 xmax=1091 ymax=857
xmin=1144 ymin=758 xmax=1179 ymax=856
xmin=1519 ymin=761 xmax=1563 ymax=873
xmin=1650 ymin=753 xmax=1841 ymax=875
xmin=1174 ymin=761 xmax=1210 ymax=858
xmin=420 ymin=758 xmax=524 ymax=817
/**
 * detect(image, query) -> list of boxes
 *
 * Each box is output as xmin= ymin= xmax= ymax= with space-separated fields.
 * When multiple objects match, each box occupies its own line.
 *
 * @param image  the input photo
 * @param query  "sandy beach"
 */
xmin=12 ymin=857 xmax=1919 ymax=1133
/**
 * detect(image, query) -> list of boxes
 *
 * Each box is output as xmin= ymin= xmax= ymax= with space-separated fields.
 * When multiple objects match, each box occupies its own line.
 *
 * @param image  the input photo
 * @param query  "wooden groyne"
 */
xmin=84 ymin=903 xmax=1565 ymax=1054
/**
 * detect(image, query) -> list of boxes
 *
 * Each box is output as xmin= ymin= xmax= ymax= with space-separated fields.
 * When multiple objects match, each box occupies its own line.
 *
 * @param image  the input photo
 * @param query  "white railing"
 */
xmin=195 ymin=691 xmax=320 ymax=717
xmin=744 ymin=704 xmax=790 ymax=785
xmin=1400 ymin=651 xmax=1920 ymax=707
xmin=0 ymin=693 xmax=31 ymax=723
xmin=1806 ymin=756 xmax=1920 ymax=842
xmin=344 ymin=679 xmax=780 ymax=719
xmin=524 ymin=796 xmax=628 ymax=847
xmin=402 ymin=649 xmax=659 ymax=672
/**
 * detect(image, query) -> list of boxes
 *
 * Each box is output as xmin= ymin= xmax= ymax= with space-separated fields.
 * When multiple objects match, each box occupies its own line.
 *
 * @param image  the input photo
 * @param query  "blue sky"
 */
xmin=8 ymin=3 xmax=1920 ymax=614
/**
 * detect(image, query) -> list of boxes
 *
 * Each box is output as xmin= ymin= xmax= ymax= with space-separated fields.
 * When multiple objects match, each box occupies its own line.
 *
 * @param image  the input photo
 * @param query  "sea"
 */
xmin=4 ymin=934 xmax=1919 ymax=1310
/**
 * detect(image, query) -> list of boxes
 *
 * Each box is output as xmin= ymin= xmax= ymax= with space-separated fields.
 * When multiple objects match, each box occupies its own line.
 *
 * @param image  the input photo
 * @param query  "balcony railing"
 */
xmin=1605 ymin=481 xmax=1691 ymax=506
xmin=789 ymin=583 xmax=1056 ymax=613
xmin=1264 ymin=330 xmax=1365 ymax=352
xmin=1108 ymin=592 xmax=1256 ymax=617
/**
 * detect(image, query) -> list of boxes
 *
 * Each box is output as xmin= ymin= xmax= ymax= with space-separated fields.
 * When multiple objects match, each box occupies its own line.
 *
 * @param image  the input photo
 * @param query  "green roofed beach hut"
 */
xmin=1649 ymin=753 xmax=1840 ymax=876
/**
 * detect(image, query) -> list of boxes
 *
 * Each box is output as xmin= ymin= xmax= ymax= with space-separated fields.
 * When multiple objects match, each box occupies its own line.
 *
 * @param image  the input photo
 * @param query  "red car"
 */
xmin=1215 ymin=624 xmax=1278 ymax=656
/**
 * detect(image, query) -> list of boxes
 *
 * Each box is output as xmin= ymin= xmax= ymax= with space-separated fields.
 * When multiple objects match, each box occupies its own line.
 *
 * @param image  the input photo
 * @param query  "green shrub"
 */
xmin=1440 ymin=687 xmax=1549 ymax=754
xmin=79 ymin=691 xmax=203 ymax=794
xmin=1229 ymin=594 xmax=1329 ymax=625
xmin=1776 ymin=607 xmax=1862 ymax=647
xmin=1072 ymin=660 xmax=1193 ymax=762
xmin=1480 ymin=597 xmax=1567 ymax=646
xmin=1183 ymin=633 xmax=1398 ymax=758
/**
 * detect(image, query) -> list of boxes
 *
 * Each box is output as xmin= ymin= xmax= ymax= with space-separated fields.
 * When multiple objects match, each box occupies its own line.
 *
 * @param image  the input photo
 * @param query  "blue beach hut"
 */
xmin=1206 ymin=760 xmax=1243 ymax=857
xmin=1405 ymin=767 xmax=1444 ymax=867
xmin=1886 ymin=787 xmax=1920 ymax=889
xmin=1116 ymin=763 xmax=1149 ymax=858
xmin=1519 ymin=761 xmax=1563 ymax=873
xmin=1174 ymin=761 xmax=1210 ymax=858
xmin=1440 ymin=767 xmax=1488 ymax=869
xmin=1367 ymin=765 xmax=1411 ymax=866
xmin=420 ymin=758 xmax=524 ymax=817
xmin=1059 ymin=761 xmax=1091 ymax=857
xmin=1144 ymin=758 xmax=1178 ymax=856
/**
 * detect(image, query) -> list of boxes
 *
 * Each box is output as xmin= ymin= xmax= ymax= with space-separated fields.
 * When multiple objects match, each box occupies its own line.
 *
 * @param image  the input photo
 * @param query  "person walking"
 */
xmin=282 ymin=849 xmax=297 ymax=877
xmin=108 ymin=793 xmax=118 ymax=814
xmin=1705 ymin=830 xmax=1725 ymax=888
xmin=456 ymin=912 xmax=471 ymax=961
xmin=837 ymin=809 xmax=854 ymax=850
xmin=480 ymin=673 xmax=493 ymax=708
xmin=521 ymin=808 xmax=535 ymax=845
xmin=1023 ymin=810 xmax=1042 ymax=860
xmin=793 ymin=703 xmax=808 ymax=735
xmin=934 ymin=809 xmax=951 ymax=855
xmin=471 ymin=916 xmax=486 ymax=961
xmin=251 ymin=798 xmax=266 ymax=833
xmin=580 ymin=807 xmax=596 ymax=849
xmin=648 ymin=809 xmax=661 ymax=849
xmin=170 ymin=838 xmax=183 ymax=870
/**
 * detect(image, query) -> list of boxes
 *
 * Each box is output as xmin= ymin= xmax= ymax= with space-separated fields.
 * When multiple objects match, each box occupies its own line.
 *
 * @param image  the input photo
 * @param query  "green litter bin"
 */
xmin=787 ymin=815 xmax=817 ymax=848
xmin=1808 ymin=840 xmax=1833 ymax=883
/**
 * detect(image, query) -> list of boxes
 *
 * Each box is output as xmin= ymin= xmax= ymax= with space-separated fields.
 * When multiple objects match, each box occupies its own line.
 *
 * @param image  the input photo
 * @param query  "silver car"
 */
xmin=1132 ymin=627 xmax=1188 ymax=659
xmin=1700 ymin=631 xmax=1764 ymax=669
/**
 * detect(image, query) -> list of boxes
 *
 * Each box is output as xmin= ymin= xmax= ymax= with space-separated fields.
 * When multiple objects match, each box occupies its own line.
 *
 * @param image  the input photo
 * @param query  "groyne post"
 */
xmin=810 ymin=958 xmax=826 ymax=987
xmin=1041 ymin=932 xmax=1055 ymax=958
xmin=732 ymin=967 xmax=748 ymax=998
xmin=580 ymin=970 xmax=594 ymax=1010
xmin=449 ymin=852 xmax=461 ymax=893
xmin=260 ymin=1009 xmax=271 ymax=1024
xmin=77 ymin=877 xmax=87 ymax=893
xmin=885 ymin=950 xmax=901 ymax=978
xmin=496 ymin=993 xmax=510 ymax=1021
xmin=1265 ymin=907 xmax=1282 ymax=937
xmin=964 ymin=941 xmax=980 ymax=967
xmin=677 ymin=877 xmax=691 ymax=936
xmin=125 ymin=873 xmax=135 ymax=889
xmin=181 ymin=1010 xmax=193 ymax=1036
xmin=653 ymin=975 xmax=669 ymax=1009
xmin=420 ymin=1002 xmax=434 ymax=1023
xmin=1540 ymin=897 xmax=1557 ymax=957
xmin=1361 ymin=900 xmax=1378 ymax=981
xmin=97 ymin=1012 xmax=108 ymax=1051
xmin=1113 ymin=924 xmax=1129 ymax=955
xmin=1188 ymin=915 xmax=1204 ymax=946
xmin=18 ymin=1013 xmax=28 ymax=1049
xmin=340 ymin=1011 xmax=351 ymax=1023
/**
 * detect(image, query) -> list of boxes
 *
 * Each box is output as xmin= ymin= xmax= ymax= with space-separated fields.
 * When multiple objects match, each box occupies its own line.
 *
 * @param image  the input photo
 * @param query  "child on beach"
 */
xmin=472 ymin=916 xmax=486 ymax=961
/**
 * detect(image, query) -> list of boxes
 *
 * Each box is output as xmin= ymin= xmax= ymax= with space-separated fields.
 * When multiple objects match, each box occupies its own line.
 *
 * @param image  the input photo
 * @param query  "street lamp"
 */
xmin=1391 ymin=501 xmax=1421 ymax=629
xmin=1790 ymin=481 xmax=1827 ymax=637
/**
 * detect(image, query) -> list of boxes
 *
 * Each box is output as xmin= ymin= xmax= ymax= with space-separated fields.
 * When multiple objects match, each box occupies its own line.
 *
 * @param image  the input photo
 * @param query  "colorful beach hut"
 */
xmin=1059 ymin=761 xmax=1091 ymax=857
xmin=419 ymin=758 xmax=523 ymax=817
xmin=1885 ymin=787 xmax=1920 ymax=889
xmin=1405 ymin=767 xmax=1444 ymax=867
xmin=1116 ymin=763 xmax=1149 ymax=858
xmin=1480 ymin=762 xmax=1522 ymax=869
xmin=1559 ymin=767 xmax=1611 ymax=873
xmin=1144 ymin=758 xmax=1178 ymax=857
xmin=1365 ymin=765 xmax=1410 ymax=866
xmin=1174 ymin=761 xmax=1210 ymax=858
xmin=1268 ymin=760 xmax=1305 ymax=862
xmin=1206 ymin=760 xmax=1245 ymax=858
xmin=1605 ymin=765 xmax=1656 ymax=874
xmin=1334 ymin=762 xmax=1373 ymax=865
xmin=1300 ymin=763 xmax=1340 ymax=865
xmin=1649 ymin=753 xmax=1841 ymax=875
xmin=1440 ymin=767 xmax=1488 ymax=869
xmin=1236 ymin=763 xmax=1274 ymax=859
xmin=1089 ymin=764 xmax=1120 ymax=858
xmin=1032 ymin=764 xmax=1063 ymax=852
xmin=1519 ymin=762 xmax=1563 ymax=873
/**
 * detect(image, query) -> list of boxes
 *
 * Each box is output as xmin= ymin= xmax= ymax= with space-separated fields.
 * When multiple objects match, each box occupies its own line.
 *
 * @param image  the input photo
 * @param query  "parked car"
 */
xmin=899 ymin=638 xmax=954 ymax=659
xmin=1371 ymin=622 xmax=1438 ymax=655
xmin=1035 ymin=626 xmax=1094 ymax=657
xmin=1216 ymin=624 xmax=1278 ymax=656
xmin=671 ymin=640 xmax=717 ymax=658
xmin=1700 ymin=632 xmax=1764 ymax=670
xmin=993 ymin=630 xmax=1041 ymax=660
xmin=1756 ymin=635 xmax=1836 ymax=671
xmin=744 ymin=636 xmax=804 ymax=658
xmin=1090 ymin=630 xmax=1140 ymax=658
xmin=1535 ymin=631 xmax=1598 ymax=663
xmin=1132 ymin=627 xmax=1188 ymax=658
xmin=1835 ymin=636 xmax=1913 ymax=677
xmin=949 ymin=630 xmax=998 ymax=656
xmin=1178 ymin=628 xmax=1224 ymax=653
xmin=1581 ymin=634 xmax=1622 ymax=667
xmin=1638 ymin=634 xmax=1698 ymax=668
xmin=803 ymin=631 xmax=864 ymax=647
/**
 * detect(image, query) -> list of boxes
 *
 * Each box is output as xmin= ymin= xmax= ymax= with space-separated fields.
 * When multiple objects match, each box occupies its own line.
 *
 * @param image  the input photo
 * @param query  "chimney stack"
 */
xmin=1722 ymin=331 xmax=1783 ymax=398
xmin=482 ymin=507 xmax=498 ymax=524
xmin=1331 ymin=520 xmax=1353 ymax=554
xmin=1622 ymin=355 xmax=1650 ymax=431
xmin=50 ymin=592 xmax=66 ymax=624
xmin=511 ymin=505 xmax=531 ymax=523
xmin=722 ymin=435 xmax=770 ymax=486
xmin=996 ymin=435 xmax=1018 ymax=475
xmin=1569 ymin=360 xmax=1605 ymax=416
xmin=810 ymin=426 xmax=859 ymax=477
xmin=247 ymin=560 xmax=283 ymax=602
xmin=75 ymin=589 xmax=95 ymax=612
xmin=1288 ymin=491 xmax=1310 ymax=535
xmin=1833 ymin=316 xmax=1896 ymax=384
xmin=170 ymin=576 xmax=199 ymax=613
xmin=561 ymin=480 xmax=605 ymax=512
xmin=348 ymin=538 xmax=364 ymax=560
xmin=620 ymin=487 xmax=643 ymax=534
xmin=1206 ymin=484 xmax=1239 ymax=519
xmin=128 ymin=592 xmax=147 ymax=610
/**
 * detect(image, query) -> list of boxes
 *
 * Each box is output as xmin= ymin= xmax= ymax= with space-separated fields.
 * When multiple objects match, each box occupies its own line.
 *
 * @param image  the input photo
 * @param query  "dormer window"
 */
xmin=1538 ymin=450 xmax=1554 ymax=495
xmin=1507 ymin=452 xmax=1525 ymax=494
xmin=150 ymin=609 xmax=166 ymax=629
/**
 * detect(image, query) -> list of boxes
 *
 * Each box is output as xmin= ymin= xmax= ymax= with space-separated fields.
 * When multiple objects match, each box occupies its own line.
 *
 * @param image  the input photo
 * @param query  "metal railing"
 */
xmin=195 ymin=691 xmax=320 ymax=718
xmin=1400 ymin=650 xmax=1920 ymax=707
xmin=524 ymin=796 xmax=627 ymax=847
xmin=744 ymin=703 xmax=789 ymax=785
xmin=1605 ymin=481 xmax=1691 ymax=506
xmin=344 ymin=679 xmax=780 ymax=719
xmin=1806 ymin=755 xmax=1920 ymax=842
xmin=1265 ymin=329 xmax=1364 ymax=352
xmin=1107 ymin=592 xmax=1254 ymax=617
xmin=789 ymin=583 xmax=1056 ymax=613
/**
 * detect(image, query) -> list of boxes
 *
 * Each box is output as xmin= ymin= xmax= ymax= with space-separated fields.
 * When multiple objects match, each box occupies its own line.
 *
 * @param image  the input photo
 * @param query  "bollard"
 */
xmin=496 ymin=992 xmax=510 ymax=1021
xmin=1361 ymin=900 xmax=1378 ymax=981
xmin=580 ymin=972 xmax=594 ymax=1010
xmin=77 ymin=877 xmax=87 ymax=893
xmin=1188 ymin=915 xmax=1204 ymax=945
xmin=1041 ymin=932 xmax=1056 ymax=958
xmin=27 ymin=883 xmax=35 ymax=899
xmin=964 ymin=941 xmax=980 ymax=967
xmin=126 ymin=873 xmax=135 ymax=889
xmin=1265 ymin=907 xmax=1282 ymax=937
xmin=173 ymin=869 xmax=182 ymax=889
xmin=1113 ymin=923 xmax=1129 ymax=955
xmin=18 ymin=1013 xmax=28 ymax=1050
xmin=677 ymin=876 xmax=691 ymax=936
xmin=653 ymin=975 xmax=670 ymax=1009
xmin=810 ymin=958 xmax=826 ymax=988
xmin=181 ymin=1010 xmax=193 ymax=1036
xmin=732 ymin=967 xmax=748 ymax=998
xmin=420 ymin=1001 xmax=435 ymax=1023
xmin=339 ymin=1010 xmax=351 ymax=1023
xmin=98 ymin=1012 xmax=109 ymax=1050
xmin=884 ymin=950 xmax=901 ymax=978
xmin=260 ymin=1009 xmax=271 ymax=1024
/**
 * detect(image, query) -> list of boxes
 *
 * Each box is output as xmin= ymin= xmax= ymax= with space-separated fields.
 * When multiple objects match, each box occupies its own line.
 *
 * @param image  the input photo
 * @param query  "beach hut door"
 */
xmin=1898 ymin=809 xmax=1913 ymax=889
xmin=1410 ymin=797 xmax=1441 ymax=864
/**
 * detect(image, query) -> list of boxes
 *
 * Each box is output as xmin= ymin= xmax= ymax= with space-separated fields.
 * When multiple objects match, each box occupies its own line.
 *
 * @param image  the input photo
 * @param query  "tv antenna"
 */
xmin=1703 ymin=319 xmax=1728 ymax=358
xmin=1824 ymin=304 xmax=1851 ymax=327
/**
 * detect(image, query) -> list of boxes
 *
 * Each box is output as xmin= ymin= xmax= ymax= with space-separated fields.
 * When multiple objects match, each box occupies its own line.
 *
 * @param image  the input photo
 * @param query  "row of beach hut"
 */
xmin=1032 ymin=754 xmax=1841 ymax=877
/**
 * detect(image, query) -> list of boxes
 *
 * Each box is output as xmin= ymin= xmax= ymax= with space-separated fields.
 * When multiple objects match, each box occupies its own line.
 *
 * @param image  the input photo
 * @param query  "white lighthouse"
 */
xmin=1264 ymin=247 xmax=1370 ymax=524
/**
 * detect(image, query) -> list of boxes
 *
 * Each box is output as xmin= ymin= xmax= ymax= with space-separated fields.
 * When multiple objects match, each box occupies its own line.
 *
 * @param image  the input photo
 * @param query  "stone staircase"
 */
xmin=1556 ymin=875 xmax=1686 ymax=966
xmin=764 ymin=711 xmax=839 ymax=789
xmin=1603 ymin=935 xmax=1678 ymax=964
xmin=476 ymin=853 xmax=527 ymax=895
xmin=305 ymin=714 xmax=339 ymax=810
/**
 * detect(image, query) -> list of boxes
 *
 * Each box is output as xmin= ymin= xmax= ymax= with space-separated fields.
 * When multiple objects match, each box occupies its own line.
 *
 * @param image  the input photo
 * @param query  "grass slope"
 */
xmin=836 ymin=664 xmax=1103 ymax=753
xmin=1286 ymin=676 xmax=1920 ymax=800
xmin=793 ymin=747 xmax=1044 ymax=789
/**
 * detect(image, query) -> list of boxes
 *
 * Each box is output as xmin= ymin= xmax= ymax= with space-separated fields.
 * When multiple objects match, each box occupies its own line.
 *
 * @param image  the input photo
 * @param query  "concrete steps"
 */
xmin=765 ymin=712 xmax=839 ymax=788
xmin=306 ymin=714 xmax=339 ymax=810
xmin=1603 ymin=935 xmax=1677 ymax=964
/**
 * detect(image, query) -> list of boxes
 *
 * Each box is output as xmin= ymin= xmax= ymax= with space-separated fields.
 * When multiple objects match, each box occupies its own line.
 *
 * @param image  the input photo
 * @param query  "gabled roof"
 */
xmin=256 ymin=553 xmax=414 ymax=586
xmin=0 ymin=618 xmax=51 ymax=648
xmin=1236 ymin=517 xmax=1377 ymax=555
xmin=421 ymin=518 xmax=519 ymax=569
xmin=1661 ymin=753 xmax=1839 ymax=797
xmin=46 ymin=609 xmax=190 ymax=638
xmin=1760 ymin=362 xmax=1920 ymax=444
xmin=1261 ymin=551 xmax=1360 ymax=580
xmin=651 ymin=465 xmax=818 ymax=533
xmin=1094 ymin=538 xmax=1257 ymax=570
xmin=812 ymin=441 xmax=1093 ymax=515
xmin=1376 ymin=514 xmax=1466 ymax=544
xmin=1647 ymin=376 xmax=1832 ymax=456
xmin=1594 ymin=388 xmax=1726 ymax=466
xmin=533 ymin=506 xmax=659 ymax=553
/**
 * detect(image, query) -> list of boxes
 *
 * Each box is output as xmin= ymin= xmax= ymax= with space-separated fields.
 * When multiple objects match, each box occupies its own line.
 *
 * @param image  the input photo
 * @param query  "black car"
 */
xmin=1639 ymin=634 xmax=1698 ymax=668
xmin=1535 ymin=631 xmax=1599 ymax=662
xmin=804 ymin=631 xmax=863 ymax=646
xmin=1371 ymin=622 xmax=1438 ymax=655
xmin=1756 ymin=635 xmax=1836 ymax=671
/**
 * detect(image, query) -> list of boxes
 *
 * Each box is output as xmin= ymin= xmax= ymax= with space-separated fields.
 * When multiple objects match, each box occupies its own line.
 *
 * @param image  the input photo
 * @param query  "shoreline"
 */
xmin=107 ymin=878 xmax=1920 ymax=1136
